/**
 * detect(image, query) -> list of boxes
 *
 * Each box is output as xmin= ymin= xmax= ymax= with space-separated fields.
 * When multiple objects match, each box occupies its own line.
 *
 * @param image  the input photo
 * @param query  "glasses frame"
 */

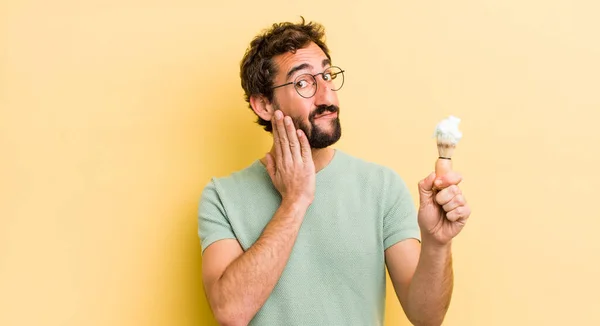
xmin=271 ymin=66 xmax=345 ymax=99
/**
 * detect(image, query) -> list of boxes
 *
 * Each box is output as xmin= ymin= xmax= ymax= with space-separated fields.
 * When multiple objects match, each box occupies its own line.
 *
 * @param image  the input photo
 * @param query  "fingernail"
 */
xmin=284 ymin=116 xmax=291 ymax=124
xmin=434 ymin=180 xmax=443 ymax=187
xmin=275 ymin=111 xmax=281 ymax=120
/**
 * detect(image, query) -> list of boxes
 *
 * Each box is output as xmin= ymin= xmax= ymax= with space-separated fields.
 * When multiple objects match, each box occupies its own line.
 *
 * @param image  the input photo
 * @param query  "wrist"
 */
xmin=421 ymin=236 xmax=452 ymax=254
xmin=282 ymin=194 xmax=313 ymax=208
xmin=280 ymin=197 xmax=311 ymax=215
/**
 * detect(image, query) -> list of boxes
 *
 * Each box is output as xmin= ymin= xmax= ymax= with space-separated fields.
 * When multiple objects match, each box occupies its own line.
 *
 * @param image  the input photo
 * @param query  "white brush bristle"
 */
xmin=437 ymin=139 xmax=456 ymax=158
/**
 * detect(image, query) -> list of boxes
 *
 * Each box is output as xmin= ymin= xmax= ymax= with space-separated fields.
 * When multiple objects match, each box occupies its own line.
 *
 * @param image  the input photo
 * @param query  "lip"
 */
xmin=314 ymin=111 xmax=338 ymax=120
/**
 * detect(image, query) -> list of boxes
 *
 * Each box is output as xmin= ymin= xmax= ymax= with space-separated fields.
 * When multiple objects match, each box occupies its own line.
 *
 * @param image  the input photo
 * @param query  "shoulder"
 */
xmin=218 ymin=160 xmax=266 ymax=181
xmin=200 ymin=160 xmax=273 ymax=203
xmin=205 ymin=160 xmax=266 ymax=189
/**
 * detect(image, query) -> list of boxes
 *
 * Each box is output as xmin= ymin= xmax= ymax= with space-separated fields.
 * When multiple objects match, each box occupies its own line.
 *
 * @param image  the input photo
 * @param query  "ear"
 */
xmin=249 ymin=95 xmax=275 ymax=122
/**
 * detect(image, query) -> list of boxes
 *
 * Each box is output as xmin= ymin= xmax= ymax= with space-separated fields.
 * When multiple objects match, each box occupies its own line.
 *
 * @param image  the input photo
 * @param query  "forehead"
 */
xmin=273 ymin=42 xmax=329 ymax=78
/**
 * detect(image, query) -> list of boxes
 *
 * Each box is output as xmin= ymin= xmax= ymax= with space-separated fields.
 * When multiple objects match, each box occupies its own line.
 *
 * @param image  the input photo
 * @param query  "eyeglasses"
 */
xmin=271 ymin=66 xmax=345 ymax=99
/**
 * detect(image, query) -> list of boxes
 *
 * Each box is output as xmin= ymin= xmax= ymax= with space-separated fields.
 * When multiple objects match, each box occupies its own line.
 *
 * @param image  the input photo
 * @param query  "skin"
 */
xmin=201 ymin=42 xmax=472 ymax=326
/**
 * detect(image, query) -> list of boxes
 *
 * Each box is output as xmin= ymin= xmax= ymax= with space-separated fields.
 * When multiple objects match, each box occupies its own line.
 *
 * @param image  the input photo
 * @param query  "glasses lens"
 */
xmin=294 ymin=74 xmax=317 ymax=98
xmin=323 ymin=66 xmax=344 ymax=91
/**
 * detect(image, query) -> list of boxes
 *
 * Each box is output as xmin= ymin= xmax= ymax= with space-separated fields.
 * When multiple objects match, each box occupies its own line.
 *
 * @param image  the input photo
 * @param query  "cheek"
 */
xmin=275 ymin=89 xmax=315 ymax=119
xmin=286 ymin=97 xmax=314 ymax=120
xmin=290 ymin=105 xmax=312 ymax=130
xmin=299 ymin=101 xmax=314 ymax=118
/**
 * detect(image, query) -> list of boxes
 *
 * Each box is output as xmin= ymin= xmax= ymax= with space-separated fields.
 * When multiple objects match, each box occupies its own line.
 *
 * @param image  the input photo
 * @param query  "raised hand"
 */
xmin=417 ymin=172 xmax=471 ymax=246
xmin=265 ymin=110 xmax=316 ymax=207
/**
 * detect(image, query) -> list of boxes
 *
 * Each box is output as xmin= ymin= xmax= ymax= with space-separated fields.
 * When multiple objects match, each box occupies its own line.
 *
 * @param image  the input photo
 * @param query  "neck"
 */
xmin=261 ymin=146 xmax=335 ymax=173
xmin=309 ymin=147 xmax=335 ymax=172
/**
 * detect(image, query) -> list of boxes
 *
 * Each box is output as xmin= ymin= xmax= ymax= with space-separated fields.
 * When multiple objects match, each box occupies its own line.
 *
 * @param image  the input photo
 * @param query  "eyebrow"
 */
xmin=285 ymin=58 xmax=332 ymax=80
xmin=286 ymin=63 xmax=311 ymax=80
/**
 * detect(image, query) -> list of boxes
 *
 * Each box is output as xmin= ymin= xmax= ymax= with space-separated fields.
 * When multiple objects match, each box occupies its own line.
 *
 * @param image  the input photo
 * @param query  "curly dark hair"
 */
xmin=240 ymin=17 xmax=331 ymax=132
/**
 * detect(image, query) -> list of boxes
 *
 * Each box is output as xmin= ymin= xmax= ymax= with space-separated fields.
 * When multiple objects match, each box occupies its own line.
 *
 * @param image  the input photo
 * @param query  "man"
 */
xmin=198 ymin=18 xmax=471 ymax=326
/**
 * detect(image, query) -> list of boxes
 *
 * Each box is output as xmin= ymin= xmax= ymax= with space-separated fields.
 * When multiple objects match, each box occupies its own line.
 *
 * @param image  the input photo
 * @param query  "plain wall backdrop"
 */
xmin=1 ymin=0 xmax=599 ymax=325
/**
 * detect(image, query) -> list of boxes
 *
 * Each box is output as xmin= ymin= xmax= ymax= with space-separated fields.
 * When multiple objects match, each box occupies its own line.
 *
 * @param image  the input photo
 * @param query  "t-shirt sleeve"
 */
xmin=198 ymin=179 xmax=236 ymax=254
xmin=382 ymin=171 xmax=421 ymax=250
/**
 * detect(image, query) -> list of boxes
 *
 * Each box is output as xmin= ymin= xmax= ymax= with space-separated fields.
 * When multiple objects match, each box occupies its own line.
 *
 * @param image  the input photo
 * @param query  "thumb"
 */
xmin=418 ymin=172 xmax=437 ymax=204
xmin=265 ymin=153 xmax=276 ymax=180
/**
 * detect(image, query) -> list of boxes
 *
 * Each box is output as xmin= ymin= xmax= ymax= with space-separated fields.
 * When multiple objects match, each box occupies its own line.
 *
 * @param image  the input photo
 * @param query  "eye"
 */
xmin=295 ymin=78 xmax=311 ymax=89
xmin=323 ymin=72 xmax=332 ymax=81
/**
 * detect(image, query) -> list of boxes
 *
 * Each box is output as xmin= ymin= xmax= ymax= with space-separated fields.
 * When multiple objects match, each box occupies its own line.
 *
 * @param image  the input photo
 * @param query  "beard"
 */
xmin=295 ymin=104 xmax=342 ymax=149
xmin=271 ymin=99 xmax=342 ymax=149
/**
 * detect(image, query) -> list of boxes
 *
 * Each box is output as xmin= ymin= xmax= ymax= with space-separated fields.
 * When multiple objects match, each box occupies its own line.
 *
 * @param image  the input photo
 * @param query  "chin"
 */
xmin=309 ymin=124 xmax=342 ymax=149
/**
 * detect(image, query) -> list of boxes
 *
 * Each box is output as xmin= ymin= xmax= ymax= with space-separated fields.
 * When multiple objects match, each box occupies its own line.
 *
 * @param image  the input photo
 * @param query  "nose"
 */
xmin=313 ymin=74 xmax=337 ymax=106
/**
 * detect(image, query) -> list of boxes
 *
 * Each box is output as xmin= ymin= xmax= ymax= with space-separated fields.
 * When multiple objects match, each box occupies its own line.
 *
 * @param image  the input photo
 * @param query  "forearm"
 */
xmin=210 ymin=199 xmax=308 ymax=325
xmin=406 ymin=240 xmax=454 ymax=326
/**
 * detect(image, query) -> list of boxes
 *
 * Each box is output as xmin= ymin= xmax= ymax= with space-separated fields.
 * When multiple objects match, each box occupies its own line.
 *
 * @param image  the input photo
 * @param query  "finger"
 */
xmin=435 ymin=184 xmax=461 ymax=206
xmin=446 ymin=206 xmax=470 ymax=222
xmin=297 ymin=129 xmax=312 ymax=162
xmin=284 ymin=116 xmax=302 ymax=162
xmin=434 ymin=171 xmax=463 ymax=190
xmin=418 ymin=172 xmax=437 ymax=205
xmin=276 ymin=113 xmax=292 ymax=164
xmin=442 ymin=194 xmax=466 ymax=212
xmin=265 ymin=153 xmax=276 ymax=181
xmin=272 ymin=112 xmax=283 ymax=163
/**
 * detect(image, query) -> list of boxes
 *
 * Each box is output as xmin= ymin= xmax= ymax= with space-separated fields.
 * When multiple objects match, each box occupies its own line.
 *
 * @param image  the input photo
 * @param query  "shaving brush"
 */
xmin=434 ymin=116 xmax=463 ymax=178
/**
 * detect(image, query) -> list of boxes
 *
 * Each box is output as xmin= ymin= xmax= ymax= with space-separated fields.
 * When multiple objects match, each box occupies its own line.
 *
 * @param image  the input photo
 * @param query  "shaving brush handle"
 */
xmin=435 ymin=158 xmax=452 ymax=177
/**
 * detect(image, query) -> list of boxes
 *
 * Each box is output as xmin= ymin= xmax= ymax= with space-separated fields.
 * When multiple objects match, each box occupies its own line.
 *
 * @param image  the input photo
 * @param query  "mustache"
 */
xmin=310 ymin=105 xmax=339 ymax=119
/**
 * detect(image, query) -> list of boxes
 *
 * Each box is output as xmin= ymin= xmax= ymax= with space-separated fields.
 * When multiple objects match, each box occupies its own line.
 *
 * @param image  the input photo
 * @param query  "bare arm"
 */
xmin=201 ymin=111 xmax=315 ymax=326
xmin=408 ymin=241 xmax=453 ymax=325
xmin=386 ymin=239 xmax=453 ymax=326
xmin=386 ymin=172 xmax=470 ymax=326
